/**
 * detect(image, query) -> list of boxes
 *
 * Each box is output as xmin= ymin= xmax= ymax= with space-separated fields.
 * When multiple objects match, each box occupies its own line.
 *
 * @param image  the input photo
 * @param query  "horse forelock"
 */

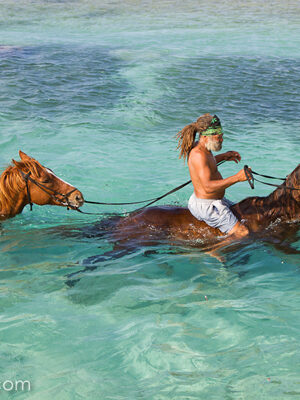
xmin=14 ymin=159 xmax=44 ymax=177
xmin=0 ymin=159 xmax=44 ymax=212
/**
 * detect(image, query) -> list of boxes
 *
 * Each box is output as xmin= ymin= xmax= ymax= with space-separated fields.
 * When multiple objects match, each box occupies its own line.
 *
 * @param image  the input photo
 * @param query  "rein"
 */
xmin=84 ymin=180 xmax=192 ymax=207
xmin=19 ymin=170 xmax=78 ymax=211
xmin=73 ymin=179 xmax=193 ymax=216
xmin=84 ymin=160 xmax=227 ymax=209
xmin=244 ymin=166 xmax=300 ymax=191
xmin=82 ymin=162 xmax=299 ymax=215
xmin=18 ymin=161 xmax=299 ymax=217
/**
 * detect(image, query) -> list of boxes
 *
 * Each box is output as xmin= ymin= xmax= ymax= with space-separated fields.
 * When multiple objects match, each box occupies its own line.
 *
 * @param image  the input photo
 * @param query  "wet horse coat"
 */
xmin=66 ymin=165 xmax=299 ymax=282
xmin=109 ymin=164 xmax=300 ymax=247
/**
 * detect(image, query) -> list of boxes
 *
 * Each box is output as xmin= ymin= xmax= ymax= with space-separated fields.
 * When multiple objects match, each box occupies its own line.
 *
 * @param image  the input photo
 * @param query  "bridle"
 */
xmin=19 ymin=169 xmax=78 ymax=211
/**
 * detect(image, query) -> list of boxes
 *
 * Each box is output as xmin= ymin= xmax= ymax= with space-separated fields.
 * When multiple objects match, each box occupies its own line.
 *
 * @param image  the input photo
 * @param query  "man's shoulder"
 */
xmin=189 ymin=148 xmax=210 ymax=164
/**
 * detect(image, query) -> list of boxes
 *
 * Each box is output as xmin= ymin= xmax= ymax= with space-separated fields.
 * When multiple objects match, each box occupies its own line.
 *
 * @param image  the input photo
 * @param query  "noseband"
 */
xmin=19 ymin=170 xmax=78 ymax=211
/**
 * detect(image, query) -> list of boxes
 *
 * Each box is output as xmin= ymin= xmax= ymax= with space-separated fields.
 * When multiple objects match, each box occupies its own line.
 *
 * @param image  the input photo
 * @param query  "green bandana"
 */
xmin=201 ymin=115 xmax=223 ymax=136
xmin=201 ymin=127 xmax=223 ymax=136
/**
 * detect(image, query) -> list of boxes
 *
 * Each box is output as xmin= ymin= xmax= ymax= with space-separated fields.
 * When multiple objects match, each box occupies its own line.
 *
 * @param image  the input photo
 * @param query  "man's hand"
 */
xmin=224 ymin=151 xmax=241 ymax=163
xmin=235 ymin=167 xmax=251 ymax=182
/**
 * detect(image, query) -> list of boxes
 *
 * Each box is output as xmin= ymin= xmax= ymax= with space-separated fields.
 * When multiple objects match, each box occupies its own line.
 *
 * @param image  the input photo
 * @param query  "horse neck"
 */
xmin=266 ymin=185 xmax=299 ymax=220
xmin=0 ymin=167 xmax=28 ymax=219
xmin=234 ymin=185 xmax=297 ymax=227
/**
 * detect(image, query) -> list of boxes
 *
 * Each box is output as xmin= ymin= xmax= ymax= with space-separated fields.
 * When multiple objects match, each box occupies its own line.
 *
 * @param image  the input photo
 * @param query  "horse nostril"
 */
xmin=75 ymin=195 xmax=81 ymax=201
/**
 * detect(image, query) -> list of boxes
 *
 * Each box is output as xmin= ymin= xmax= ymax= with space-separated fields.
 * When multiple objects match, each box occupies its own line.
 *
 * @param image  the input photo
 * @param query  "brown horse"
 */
xmin=101 ymin=164 xmax=300 ymax=251
xmin=65 ymin=164 xmax=299 ymax=283
xmin=0 ymin=151 xmax=84 ymax=220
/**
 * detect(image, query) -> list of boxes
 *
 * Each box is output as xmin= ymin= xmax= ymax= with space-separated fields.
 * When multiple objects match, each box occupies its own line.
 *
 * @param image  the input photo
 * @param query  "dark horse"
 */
xmin=0 ymin=151 xmax=84 ymax=220
xmin=78 ymin=164 xmax=299 ymax=269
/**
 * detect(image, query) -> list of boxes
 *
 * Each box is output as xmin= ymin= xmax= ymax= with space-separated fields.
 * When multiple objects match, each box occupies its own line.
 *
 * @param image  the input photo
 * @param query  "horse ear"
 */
xmin=19 ymin=150 xmax=32 ymax=161
xmin=12 ymin=159 xmax=22 ymax=168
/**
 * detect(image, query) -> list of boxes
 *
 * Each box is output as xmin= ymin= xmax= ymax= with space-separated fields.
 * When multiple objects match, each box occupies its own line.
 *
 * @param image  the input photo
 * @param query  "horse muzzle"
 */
xmin=66 ymin=189 xmax=84 ymax=208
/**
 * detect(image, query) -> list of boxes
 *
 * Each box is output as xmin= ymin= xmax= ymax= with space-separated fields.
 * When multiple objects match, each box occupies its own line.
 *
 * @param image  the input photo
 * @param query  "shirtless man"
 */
xmin=177 ymin=113 xmax=249 ymax=238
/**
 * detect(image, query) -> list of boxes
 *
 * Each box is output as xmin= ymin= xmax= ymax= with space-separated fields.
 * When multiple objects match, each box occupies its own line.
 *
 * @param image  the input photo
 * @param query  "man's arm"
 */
xmin=215 ymin=151 xmax=241 ymax=164
xmin=196 ymin=155 xmax=247 ymax=194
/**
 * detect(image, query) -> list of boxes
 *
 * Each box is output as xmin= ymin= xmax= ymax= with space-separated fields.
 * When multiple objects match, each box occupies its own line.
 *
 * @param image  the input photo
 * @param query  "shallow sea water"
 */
xmin=0 ymin=1 xmax=299 ymax=399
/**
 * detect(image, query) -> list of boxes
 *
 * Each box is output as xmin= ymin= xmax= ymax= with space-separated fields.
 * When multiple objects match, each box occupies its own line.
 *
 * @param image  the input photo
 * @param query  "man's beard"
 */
xmin=205 ymin=137 xmax=222 ymax=152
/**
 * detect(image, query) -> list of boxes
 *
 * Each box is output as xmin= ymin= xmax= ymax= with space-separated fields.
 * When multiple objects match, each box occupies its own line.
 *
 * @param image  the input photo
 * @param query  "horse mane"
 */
xmin=0 ymin=159 xmax=43 ymax=212
xmin=235 ymin=164 xmax=300 ymax=223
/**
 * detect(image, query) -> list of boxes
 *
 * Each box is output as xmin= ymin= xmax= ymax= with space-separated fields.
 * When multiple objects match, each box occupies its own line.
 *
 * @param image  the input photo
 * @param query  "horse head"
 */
xmin=12 ymin=150 xmax=84 ymax=209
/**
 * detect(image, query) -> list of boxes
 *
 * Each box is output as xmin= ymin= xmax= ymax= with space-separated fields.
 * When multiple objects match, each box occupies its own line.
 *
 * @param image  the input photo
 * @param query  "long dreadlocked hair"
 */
xmin=176 ymin=113 xmax=214 ymax=161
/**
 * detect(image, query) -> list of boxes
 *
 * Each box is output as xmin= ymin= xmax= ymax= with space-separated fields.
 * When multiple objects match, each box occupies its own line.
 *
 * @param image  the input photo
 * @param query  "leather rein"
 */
xmin=19 ymin=163 xmax=299 ymax=216
xmin=243 ymin=165 xmax=300 ymax=191
xmin=82 ymin=164 xmax=299 ymax=215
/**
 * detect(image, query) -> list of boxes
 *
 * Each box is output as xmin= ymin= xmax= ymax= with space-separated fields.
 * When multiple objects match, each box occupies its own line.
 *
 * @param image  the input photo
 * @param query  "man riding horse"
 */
xmin=177 ymin=113 xmax=250 ymax=239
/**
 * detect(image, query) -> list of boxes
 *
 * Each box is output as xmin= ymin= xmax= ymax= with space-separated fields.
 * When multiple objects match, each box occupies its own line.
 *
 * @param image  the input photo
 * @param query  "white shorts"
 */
xmin=188 ymin=193 xmax=238 ymax=234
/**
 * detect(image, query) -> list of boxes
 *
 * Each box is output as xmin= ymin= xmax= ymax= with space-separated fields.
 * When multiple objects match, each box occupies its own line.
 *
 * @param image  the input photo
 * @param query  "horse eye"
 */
xmin=42 ymin=177 xmax=50 ymax=183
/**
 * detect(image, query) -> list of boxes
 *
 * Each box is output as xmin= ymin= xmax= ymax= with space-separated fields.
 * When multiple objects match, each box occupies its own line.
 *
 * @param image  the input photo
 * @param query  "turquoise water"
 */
xmin=0 ymin=1 xmax=300 ymax=398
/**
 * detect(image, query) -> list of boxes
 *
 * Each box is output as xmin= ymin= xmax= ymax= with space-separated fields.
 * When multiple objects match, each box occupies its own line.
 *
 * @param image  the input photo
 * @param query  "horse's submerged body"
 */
xmin=0 ymin=151 xmax=84 ymax=220
xmin=102 ymin=164 xmax=300 ymax=249
xmin=59 ymin=164 xmax=300 ymax=286
xmin=65 ymin=164 xmax=299 ymax=283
